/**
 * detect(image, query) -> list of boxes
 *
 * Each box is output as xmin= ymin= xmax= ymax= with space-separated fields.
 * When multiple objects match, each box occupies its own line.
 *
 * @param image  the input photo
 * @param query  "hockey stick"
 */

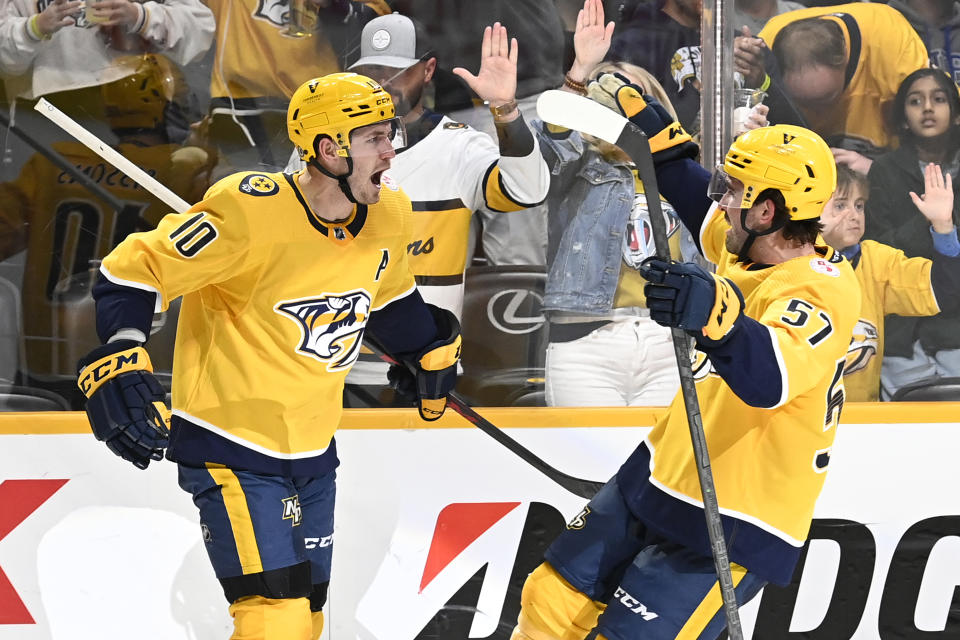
xmin=361 ymin=335 xmax=605 ymax=500
xmin=34 ymin=99 xmax=192 ymax=213
xmin=35 ymin=97 xmax=606 ymax=501
xmin=0 ymin=108 xmax=126 ymax=214
xmin=536 ymin=90 xmax=744 ymax=639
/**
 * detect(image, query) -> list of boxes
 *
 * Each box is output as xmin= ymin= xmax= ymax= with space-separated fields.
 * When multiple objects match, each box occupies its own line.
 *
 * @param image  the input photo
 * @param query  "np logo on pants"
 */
xmin=282 ymin=495 xmax=302 ymax=526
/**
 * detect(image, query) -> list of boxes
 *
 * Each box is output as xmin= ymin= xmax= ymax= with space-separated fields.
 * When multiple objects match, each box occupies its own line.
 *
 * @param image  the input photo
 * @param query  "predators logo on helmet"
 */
xmin=287 ymin=72 xmax=402 ymax=164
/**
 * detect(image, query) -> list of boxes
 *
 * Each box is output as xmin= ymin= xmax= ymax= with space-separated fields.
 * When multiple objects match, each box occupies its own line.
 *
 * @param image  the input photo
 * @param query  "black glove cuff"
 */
xmin=652 ymin=140 xmax=700 ymax=165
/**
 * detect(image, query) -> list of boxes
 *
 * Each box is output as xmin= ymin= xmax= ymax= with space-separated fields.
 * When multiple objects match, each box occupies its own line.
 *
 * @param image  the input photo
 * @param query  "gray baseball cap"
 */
xmin=348 ymin=14 xmax=432 ymax=70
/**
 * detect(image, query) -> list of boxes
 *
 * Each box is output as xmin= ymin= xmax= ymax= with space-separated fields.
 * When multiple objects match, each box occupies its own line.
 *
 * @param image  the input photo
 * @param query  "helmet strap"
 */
xmin=735 ymin=207 xmax=785 ymax=262
xmin=309 ymin=156 xmax=358 ymax=204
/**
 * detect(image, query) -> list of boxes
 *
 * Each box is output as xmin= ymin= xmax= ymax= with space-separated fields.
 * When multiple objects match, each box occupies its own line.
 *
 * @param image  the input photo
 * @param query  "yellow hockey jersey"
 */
xmin=98 ymin=170 xmax=417 ymax=473
xmin=0 ymin=141 xmax=213 ymax=378
xmin=844 ymin=240 xmax=940 ymax=401
xmin=617 ymin=204 xmax=860 ymax=585
xmin=760 ymin=3 xmax=927 ymax=153
xmin=206 ymin=0 xmax=340 ymax=104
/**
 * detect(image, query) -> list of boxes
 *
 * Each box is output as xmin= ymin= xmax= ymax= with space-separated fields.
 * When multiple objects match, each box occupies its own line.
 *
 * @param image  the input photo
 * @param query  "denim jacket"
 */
xmin=534 ymin=119 xmax=642 ymax=315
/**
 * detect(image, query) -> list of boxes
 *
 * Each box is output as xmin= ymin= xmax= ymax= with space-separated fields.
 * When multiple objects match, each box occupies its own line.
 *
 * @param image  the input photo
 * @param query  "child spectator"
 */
xmin=865 ymin=67 xmax=960 ymax=397
xmin=821 ymin=164 xmax=960 ymax=401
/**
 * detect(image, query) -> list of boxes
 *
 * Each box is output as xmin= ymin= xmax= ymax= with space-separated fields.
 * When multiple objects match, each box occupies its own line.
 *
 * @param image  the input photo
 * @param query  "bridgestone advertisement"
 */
xmin=0 ymin=412 xmax=957 ymax=639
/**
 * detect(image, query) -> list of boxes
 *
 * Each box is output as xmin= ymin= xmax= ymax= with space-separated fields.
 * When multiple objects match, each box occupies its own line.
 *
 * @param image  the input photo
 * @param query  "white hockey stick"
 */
xmin=537 ymin=90 xmax=744 ymax=639
xmin=34 ymin=98 xmax=192 ymax=213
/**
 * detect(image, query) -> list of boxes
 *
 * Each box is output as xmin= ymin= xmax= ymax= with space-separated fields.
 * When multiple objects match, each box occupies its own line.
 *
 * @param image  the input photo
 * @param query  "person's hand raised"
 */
xmin=453 ymin=22 xmax=518 ymax=112
xmin=568 ymin=0 xmax=615 ymax=83
xmin=910 ymin=162 xmax=956 ymax=234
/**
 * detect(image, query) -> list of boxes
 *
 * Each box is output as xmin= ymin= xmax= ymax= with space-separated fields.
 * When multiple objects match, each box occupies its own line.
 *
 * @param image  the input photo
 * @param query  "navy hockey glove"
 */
xmin=77 ymin=340 xmax=170 ymax=469
xmin=640 ymin=257 xmax=744 ymax=347
xmin=388 ymin=305 xmax=461 ymax=421
xmin=589 ymin=72 xmax=699 ymax=164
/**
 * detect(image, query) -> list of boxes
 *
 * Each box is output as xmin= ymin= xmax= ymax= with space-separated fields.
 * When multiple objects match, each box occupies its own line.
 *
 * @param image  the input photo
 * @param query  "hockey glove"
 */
xmin=387 ymin=305 xmax=461 ymax=421
xmin=640 ymin=257 xmax=745 ymax=347
xmin=77 ymin=340 xmax=170 ymax=469
xmin=589 ymin=72 xmax=699 ymax=164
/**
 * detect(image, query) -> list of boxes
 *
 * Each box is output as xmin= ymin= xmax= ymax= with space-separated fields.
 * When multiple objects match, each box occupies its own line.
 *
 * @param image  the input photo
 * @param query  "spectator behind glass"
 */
xmin=532 ymin=0 xmax=697 ymax=407
xmin=864 ymin=67 xmax=960 ymax=398
xmin=382 ymin=1 xmax=564 ymax=267
xmin=0 ymin=54 xmax=216 ymax=407
xmin=820 ymin=164 xmax=960 ymax=401
xmin=732 ymin=0 xmax=804 ymax=39
xmin=734 ymin=3 xmax=928 ymax=168
xmin=202 ymin=0 xmax=386 ymax=173
xmin=889 ymin=0 xmax=960 ymax=84
xmin=0 ymin=0 xmax=214 ymax=101
xmin=604 ymin=0 xmax=701 ymax=136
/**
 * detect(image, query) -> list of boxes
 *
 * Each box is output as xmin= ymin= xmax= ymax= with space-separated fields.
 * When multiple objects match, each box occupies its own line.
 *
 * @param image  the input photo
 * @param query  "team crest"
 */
xmin=624 ymin=194 xmax=680 ymax=269
xmin=566 ymin=506 xmax=591 ymax=530
xmin=844 ymin=319 xmax=878 ymax=375
xmin=691 ymin=349 xmax=716 ymax=381
xmin=282 ymin=495 xmax=303 ymax=526
xmin=239 ymin=174 xmax=280 ymax=196
xmin=275 ymin=290 xmax=371 ymax=370
xmin=254 ymin=0 xmax=290 ymax=28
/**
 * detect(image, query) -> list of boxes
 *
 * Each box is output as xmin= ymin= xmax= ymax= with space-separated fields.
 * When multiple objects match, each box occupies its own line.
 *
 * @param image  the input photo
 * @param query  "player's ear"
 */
xmin=315 ymin=136 xmax=342 ymax=165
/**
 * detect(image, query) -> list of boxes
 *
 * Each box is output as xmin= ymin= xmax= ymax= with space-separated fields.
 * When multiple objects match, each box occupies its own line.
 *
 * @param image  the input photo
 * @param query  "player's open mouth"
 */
xmin=371 ymin=170 xmax=384 ymax=186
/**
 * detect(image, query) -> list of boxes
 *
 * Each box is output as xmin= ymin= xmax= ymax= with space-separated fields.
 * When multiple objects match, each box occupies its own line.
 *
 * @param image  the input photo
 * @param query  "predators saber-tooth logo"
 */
xmin=276 ymin=290 xmax=371 ymax=370
xmin=255 ymin=0 xmax=295 ymax=28
xmin=845 ymin=318 xmax=879 ymax=375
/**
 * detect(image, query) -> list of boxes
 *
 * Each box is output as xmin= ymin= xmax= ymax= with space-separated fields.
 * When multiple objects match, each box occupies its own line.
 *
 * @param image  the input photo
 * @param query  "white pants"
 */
xmin=880 ymin=339 xmax=960 ymax=400
xmin=545 ymin=317 xmax=679 ymax=407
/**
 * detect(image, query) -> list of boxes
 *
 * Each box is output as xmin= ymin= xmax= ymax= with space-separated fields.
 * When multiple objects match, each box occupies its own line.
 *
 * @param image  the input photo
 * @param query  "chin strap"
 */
xmin=734 ymin=208 xmax=785 ymax=262
xmin=309 ymin=156 xmax=357 ymax=204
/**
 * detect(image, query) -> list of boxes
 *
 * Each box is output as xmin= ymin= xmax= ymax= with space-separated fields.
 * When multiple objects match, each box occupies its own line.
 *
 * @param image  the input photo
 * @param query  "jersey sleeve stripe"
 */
xmin=481 ymin=164 xmax=546 ymax=213
xmin=412 ymin=198 xmax=467 ymax=212
xmin=99 ymin=264 xmax=163 ymax=313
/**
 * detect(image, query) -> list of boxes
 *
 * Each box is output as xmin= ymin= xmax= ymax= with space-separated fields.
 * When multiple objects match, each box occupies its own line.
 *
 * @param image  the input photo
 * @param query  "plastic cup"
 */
xmin=84 ymin=0 xmax=109 ymax=24
xmin=733 ymin=88 xmax=767 ymax=136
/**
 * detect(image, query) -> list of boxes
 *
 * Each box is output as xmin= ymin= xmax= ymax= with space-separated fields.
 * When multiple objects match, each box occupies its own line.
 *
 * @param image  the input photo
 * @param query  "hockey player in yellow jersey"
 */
xmin=820 ymin=164 xmax=960 ymax=401
xmin=0 ymin=54 xmax=214 ymax=405
xmin=286 ymin=14 xmax=549 ymax=402
xmin=510 ymin=90 xmax=860 ymax=638
xmin=75 ymin=73 xmax=461 ymax=640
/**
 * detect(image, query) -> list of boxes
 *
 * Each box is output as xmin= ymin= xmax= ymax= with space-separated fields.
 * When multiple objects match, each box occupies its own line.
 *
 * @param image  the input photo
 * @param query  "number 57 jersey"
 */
xmin=617 ymin=204 xmax=861 ymax=586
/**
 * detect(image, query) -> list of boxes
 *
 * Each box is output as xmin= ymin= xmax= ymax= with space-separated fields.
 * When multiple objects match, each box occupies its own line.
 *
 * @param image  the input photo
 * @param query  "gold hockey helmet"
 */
xmin=101 ymin=55 xmax=185 ymax=131
xmin=710 ymin=124 xmax=837 ymax=220
xmin=287 ymin=72 xmax=402 ymax=164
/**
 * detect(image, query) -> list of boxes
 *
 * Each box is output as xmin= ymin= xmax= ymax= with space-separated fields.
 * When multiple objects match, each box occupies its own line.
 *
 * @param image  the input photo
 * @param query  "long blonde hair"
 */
xmin=584 ymin=61 xmax=678 ymax=163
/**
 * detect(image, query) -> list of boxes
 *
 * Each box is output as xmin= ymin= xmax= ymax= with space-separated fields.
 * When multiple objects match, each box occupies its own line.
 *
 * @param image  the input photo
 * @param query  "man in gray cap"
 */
xmin=287 ymin=13 xmax=549 ymax=404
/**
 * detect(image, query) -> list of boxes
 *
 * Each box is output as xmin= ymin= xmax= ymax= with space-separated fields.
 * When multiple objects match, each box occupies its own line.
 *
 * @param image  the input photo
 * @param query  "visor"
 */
xmin=348 ymin=117 xmax=408 ymax=157
xmin=707 ymin=165 xmax=745 ymax=209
